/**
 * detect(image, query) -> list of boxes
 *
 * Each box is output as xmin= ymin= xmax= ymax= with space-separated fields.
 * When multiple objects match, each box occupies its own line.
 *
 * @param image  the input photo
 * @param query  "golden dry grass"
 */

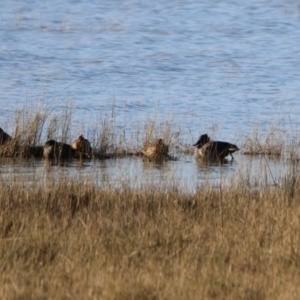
xmin=241 ymin=117 xmax=300 ymax=160
xmin=1 ymin=176 xmax=300 ymax=299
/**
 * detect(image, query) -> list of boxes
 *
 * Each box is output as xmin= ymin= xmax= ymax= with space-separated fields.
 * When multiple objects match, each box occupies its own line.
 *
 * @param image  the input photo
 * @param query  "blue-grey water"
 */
xmin=1 ymin=0 xmax=300 ymax=190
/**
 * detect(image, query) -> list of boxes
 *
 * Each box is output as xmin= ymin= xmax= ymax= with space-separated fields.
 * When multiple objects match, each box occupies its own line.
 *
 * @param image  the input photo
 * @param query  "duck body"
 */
xmin=194 ymin=134 xmax=239 ymax=160
xmin=72 ymin=135 xmax=92 ymax=158
xmin=43 ymin=140 xmax=75 ymax=160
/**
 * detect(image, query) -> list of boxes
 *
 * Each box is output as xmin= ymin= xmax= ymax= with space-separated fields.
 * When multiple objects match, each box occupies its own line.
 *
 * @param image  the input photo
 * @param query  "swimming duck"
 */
xmin=141 ymin=138 xmax=169 ymax=159
xmin=72 ymin=135 xmax=92 ymax=158
xmin=43 ymin=140 xmax=75 ymax=160
xmin=193 ymin=134 xmax=239 ymax=160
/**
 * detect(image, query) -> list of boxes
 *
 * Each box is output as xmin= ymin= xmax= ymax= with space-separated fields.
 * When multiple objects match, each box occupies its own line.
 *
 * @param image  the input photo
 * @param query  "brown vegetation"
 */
xmin=241 ymin=119 xmax=300 ymax=159
xmin=1 ymin=177 xmax=300 ymax=299
xmin=2 ymin=105 xmax=300 ymax=298
xmin=2 ymin=104 xmax=299 ymax=161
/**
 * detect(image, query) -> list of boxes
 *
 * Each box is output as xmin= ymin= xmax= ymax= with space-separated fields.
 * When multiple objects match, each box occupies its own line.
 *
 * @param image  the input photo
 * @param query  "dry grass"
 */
xmin=0 ymin=106 xmax=184 ymax=159
xmin=90 ymin=114 xmax=119 ymax=158
xmin=1 ymin=105 xmax=300 ymax=298
xmin=2 ymin=103 xmax=299 ymax=161
xmin=0 ymin=107 xmax=49 ymax=157
xmin=241 ymin=118 xmax=300 ymax=160
xmin=0 ymin=105 xmax=72 ymax=158
xmin=243 ymin=127 xmax=284 ymax=157
xmin=1 ymin=175 xmax=300 ymax=299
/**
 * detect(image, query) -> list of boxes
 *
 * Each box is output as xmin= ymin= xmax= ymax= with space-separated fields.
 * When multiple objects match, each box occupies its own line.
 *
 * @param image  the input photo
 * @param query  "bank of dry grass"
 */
xmin=1 ymin=177 xmax=300 ymax=299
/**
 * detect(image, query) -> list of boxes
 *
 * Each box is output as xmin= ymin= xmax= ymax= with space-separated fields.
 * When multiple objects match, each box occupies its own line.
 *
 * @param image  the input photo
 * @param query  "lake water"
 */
xmin=1 ymin=0 xmax=300 ymax=190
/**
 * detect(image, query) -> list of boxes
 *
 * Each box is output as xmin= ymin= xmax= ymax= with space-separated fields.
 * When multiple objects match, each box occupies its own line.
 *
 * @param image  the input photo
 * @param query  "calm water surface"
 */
xmin=1 ymin=0 xmax=300 ymax=189
xmin=0 ymin=154 xmax=297 ymax=191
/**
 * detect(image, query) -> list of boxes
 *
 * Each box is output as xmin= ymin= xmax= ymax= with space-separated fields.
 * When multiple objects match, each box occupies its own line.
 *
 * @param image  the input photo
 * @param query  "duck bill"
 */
xmin=193 ymin=141 xmax=203 ymax=147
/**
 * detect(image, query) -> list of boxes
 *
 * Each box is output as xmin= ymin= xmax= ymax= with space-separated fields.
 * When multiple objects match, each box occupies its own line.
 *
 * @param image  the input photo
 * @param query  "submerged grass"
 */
xmin=1 ymin=177 xmax=300 ymax=299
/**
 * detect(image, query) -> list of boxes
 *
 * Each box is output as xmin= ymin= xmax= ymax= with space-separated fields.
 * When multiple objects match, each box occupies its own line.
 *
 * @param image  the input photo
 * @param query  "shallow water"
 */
xmin=1 ymin=0 xmax=300 ymax=188
xmin=0 ymin=154 xmax=298 ymax=192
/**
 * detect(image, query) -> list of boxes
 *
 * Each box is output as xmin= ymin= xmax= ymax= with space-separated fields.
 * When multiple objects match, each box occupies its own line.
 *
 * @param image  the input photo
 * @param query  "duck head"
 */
xmin=193 ymin=134 xmax=210 ymax=148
